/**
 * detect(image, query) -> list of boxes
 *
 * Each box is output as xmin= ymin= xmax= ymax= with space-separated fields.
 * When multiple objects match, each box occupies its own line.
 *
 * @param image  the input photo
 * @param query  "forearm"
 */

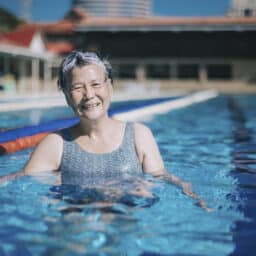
xmin=0 ymin=170 xmax=25 ymax=184
xmin=161 ymin=172 xmax=184 ymax=186
xmin=153 ymin=170 xmax=187 ymax=190
xmin=152 ymin=170 xmax=211 ymax=211
xmin=158 ymin=171 xmax=198 ymax=198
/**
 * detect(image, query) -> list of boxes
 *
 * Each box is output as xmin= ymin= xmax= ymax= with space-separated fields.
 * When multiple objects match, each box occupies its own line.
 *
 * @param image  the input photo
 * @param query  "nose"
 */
xmin=83 ymin=84 xmax=94 ymax=99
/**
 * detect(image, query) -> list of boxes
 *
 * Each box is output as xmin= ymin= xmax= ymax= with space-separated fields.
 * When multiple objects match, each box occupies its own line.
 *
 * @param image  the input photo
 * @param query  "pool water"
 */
xmin=0 ymin=95 xmax=255 ymax=255
xmin=0 ymin=97 xmax=179 ymax=130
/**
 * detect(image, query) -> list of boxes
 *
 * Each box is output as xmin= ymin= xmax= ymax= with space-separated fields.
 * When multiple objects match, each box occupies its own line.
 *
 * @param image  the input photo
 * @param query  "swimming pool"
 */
xmin=0 ymin=97 xmax=180 ymax=130
xmin=0 ymin=95 xmax=255 ymax=255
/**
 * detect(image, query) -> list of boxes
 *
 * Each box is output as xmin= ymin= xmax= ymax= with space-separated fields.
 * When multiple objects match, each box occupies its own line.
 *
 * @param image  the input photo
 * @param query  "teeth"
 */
xmin=82 ymin=103 xmax=100 ymax=109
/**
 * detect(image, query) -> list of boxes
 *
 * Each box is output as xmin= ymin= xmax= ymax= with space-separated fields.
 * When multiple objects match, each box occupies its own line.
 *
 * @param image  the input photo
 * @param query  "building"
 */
xmin=62 ymin=10 xmax=256 ymax=90
xmin=0 ymin=23 xmax=74 ymax=94
xmin=228 ymin=0 xmax=256 ymax=17
xmin=1 ymin=0 xmax=256 ymax=94
xmin=72 ymin=0 xmax=152 ymax=18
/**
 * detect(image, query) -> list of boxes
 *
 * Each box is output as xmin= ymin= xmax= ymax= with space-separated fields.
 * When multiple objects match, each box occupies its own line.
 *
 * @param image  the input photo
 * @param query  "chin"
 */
xmin=81 ymin=110 xmax=107 ymax=121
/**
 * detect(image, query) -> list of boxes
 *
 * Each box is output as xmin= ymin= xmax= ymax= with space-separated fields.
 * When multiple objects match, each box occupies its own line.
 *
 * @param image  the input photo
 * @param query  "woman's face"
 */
xmin=65 ymin=64 xmax=113 ymax=121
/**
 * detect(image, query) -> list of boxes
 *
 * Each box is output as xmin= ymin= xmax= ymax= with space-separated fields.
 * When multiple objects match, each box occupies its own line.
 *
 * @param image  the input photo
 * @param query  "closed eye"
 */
xmin=70 ymin=85 xmax=83 ymax=91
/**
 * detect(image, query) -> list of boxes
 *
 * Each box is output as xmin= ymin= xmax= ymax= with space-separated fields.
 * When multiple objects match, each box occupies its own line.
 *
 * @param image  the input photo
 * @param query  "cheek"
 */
xmin=65 ymin=92 xmax=80 ymax=107
xmin=70 ymin=92 xmax=82 ymax=101
xmin=97 ymin=87 xmax=112 ymax=101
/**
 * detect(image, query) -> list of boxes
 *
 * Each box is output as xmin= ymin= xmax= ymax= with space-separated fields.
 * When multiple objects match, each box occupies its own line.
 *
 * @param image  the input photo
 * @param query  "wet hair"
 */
xmin=57 ymin=51 xmax=113 ymax=91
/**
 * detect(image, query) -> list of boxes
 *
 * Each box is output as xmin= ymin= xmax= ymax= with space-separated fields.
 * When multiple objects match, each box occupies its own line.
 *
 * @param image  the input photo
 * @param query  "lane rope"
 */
xmin=0 ymin=90 xmax=218 ymax=155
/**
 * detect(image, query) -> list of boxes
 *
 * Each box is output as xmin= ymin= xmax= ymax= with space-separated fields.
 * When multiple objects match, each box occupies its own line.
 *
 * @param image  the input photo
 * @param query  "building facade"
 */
xmin=228 ymin=0 xmax=256 ymax=17
xmin=72 ymin=0 xmax=152 ymax=17
xmin=2 ymin=1 xmax=256 ymax=94
xmin=71 ymin=13 xmax=256 ymax=87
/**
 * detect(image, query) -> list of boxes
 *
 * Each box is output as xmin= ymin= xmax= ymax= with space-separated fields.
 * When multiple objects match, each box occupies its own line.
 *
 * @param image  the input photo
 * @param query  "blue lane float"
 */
xmin=0 ymin=91 xmax=218 ymax=155
xmin=0 ymin=96 xmax=179 ymax=143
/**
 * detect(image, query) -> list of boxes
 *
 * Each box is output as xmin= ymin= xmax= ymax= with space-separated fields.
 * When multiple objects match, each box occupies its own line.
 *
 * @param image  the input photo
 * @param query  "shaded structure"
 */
xmin=72 ymin=0 xmax=152 ymax=18
xmin=228 ymin=0 xmax=256 ymax=17
xmin=1 ymin=0 xmax=256 ymax=93
xmin=0 ymin=27 xmax=55 ymax=94
xmin=55 ymin=13 xmax=256 ymax=88
xmin=0 ymin=20 xmax=75 ymax=94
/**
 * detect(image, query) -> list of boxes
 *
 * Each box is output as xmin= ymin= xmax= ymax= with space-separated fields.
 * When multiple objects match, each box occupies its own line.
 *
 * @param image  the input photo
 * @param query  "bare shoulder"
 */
xmin=134 ymin=122 xmax=152 ymax=134
xmin=133 ymin=122 xmax=155 ymax=150
xmin=38 ymin=132 xmax=63 ymax=147
xmin=134 ymin=122 xmax=154 ymax=140
xmin=133 ymin=122 xmax=165 ymax=174
xmin=24 ymin=132 xmax=64 ymax=174
xmin=33 ymin=132 xmax=64 ymax=160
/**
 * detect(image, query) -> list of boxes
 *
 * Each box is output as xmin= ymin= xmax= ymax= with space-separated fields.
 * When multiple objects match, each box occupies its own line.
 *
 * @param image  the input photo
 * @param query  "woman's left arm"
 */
xmin=134 ymin=123 xmax=211 ymax=211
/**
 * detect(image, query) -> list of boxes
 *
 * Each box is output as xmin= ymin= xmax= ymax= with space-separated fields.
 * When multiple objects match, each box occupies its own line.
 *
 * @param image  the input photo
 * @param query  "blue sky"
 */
xmin=0 ymin=0 xmax=230 ymax=22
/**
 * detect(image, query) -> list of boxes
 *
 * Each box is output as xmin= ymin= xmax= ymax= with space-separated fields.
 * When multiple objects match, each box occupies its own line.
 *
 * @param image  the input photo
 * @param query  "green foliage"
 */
xmin=0 ymin=7 xmax=24 ymax=32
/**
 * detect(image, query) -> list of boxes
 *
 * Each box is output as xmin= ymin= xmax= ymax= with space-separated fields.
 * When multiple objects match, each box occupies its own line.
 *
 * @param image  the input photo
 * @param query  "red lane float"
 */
xmin=0 ymin=117 xmax=80 ymax=156
xmin=0 ymin=132 xmax=49 ymax=155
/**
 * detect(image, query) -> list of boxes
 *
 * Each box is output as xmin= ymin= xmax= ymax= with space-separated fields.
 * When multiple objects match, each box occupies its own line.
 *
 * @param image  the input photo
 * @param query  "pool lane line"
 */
xmin=0 ymin=96 xmax=180 ymax=144
xmin=0 ymin=132 xmax=49 ymax=155
xmin=227 ymin=96 xmax=256 ymax=254
xmin=0 ymin=90 xmax=218 ymax=155
xmin=0 ymin=91 xmax=215 ymax=143
xmin=0 ymin=92 xmax=182 ymax=112
xmin=112 ymin=89 xmax=218 ymax=121
xmin=0 ymin=97 xmax=66 ymax=112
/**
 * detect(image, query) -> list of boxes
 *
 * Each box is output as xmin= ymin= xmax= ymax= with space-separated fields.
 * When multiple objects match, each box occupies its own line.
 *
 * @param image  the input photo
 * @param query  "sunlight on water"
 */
xmin=1 ymin=95 xmax=255 ymax=255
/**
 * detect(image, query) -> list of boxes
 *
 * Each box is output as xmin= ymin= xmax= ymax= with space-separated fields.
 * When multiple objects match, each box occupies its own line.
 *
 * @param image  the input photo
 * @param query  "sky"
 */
xmin=0 ymin=0 xmax=230 ymax=22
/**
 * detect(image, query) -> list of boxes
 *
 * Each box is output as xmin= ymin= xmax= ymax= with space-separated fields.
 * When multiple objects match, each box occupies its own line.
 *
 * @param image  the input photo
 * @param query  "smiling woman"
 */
xmin=0 ymin=51 xmax=209 ymax=210
xmin=67 ymin=63 xmax=112 ymax=120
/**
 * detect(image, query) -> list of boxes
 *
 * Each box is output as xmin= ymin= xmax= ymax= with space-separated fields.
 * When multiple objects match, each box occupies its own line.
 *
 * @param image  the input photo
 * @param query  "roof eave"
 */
xmin=75 ymin=24 xmax=256 ymax=32
xmin=0 ymin=43 xmax=56 ymax=60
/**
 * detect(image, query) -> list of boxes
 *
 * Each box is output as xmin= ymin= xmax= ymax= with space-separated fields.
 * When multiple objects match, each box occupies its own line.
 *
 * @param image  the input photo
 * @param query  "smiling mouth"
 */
xmin=80 ymin=102 xmax=101 ymax=110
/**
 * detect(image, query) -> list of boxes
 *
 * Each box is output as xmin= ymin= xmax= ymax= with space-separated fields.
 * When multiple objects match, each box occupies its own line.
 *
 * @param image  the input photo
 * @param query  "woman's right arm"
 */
xmin=0 ymin=133 xmax=63 ymax=184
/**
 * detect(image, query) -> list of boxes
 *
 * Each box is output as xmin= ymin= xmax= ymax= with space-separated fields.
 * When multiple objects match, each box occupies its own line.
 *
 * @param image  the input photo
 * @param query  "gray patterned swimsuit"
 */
xmin=60 ymin=122 xmax=143 ymax=186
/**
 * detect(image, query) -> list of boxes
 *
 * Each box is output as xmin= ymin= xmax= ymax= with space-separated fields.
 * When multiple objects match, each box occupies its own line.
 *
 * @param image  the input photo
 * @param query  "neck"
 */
xmin=77 ymin=116 xmax=113 ymax=138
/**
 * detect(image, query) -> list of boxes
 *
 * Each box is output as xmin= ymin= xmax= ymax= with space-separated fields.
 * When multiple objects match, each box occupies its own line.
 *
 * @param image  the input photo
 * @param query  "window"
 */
xmin=116 ymin=64 xmax=136 ymax=79
xmin=244 ymin=8 xmax=253 ymax=17
xmin=207 ymin=65 xmax=232 ymax=80
xmin=178 ymin=64 xmax=198 ymax=79
xmin=146 ymin=64 xmax=170 ymax=79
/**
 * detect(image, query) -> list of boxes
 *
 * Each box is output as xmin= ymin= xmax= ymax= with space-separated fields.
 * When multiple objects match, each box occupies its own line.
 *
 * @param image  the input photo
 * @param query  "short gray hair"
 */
xmin=58 ymin=51 xmax=113 ymax=91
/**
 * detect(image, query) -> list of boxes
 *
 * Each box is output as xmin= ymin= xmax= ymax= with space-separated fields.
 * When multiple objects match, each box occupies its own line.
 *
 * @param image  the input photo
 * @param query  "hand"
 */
xmin=181 ymin=181 xmax=213 ymax=212
xmin=195 ymin=199 xmax=214 ymax=212
xmin=181 ymin=181 xmax=197 ymax=198
xmin=0 ymin=170 xmax=25 ymax=185
xmin=0 ymin=175 xmax=8 ymax=185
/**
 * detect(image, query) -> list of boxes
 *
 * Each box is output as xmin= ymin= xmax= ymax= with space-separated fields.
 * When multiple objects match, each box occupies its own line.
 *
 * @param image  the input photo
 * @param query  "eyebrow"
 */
xmin=71 ymin=82 xmax=84 ymax=87
xmin=71 ymin=79 xmax=104 ymax=86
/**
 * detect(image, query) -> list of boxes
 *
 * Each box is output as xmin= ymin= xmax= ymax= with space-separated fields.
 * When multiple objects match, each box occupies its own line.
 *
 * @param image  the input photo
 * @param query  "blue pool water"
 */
xmin=0 ymin=95 xmax=255 ymax=255
xmin=0 ymin=97 xmax=180 ymax=130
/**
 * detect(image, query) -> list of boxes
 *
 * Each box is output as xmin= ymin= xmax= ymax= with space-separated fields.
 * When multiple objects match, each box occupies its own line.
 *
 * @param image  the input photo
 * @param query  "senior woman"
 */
xmin=1 ymin=51 xmax=209 ymax=210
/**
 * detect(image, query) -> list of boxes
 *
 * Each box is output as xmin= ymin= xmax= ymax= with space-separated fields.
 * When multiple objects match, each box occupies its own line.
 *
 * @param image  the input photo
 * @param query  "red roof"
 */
xmin=10 ymin=9 xmax=256 ymax=35
xmin=0 ymin=22 xmax=74 ymax=55
xmin=0 ymin=27 xmax=38 ymax=47
xmin=46 ymin=41 xmax=74 ymax=54
xmin=17 ymin=20 xmax=75 ymax=35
